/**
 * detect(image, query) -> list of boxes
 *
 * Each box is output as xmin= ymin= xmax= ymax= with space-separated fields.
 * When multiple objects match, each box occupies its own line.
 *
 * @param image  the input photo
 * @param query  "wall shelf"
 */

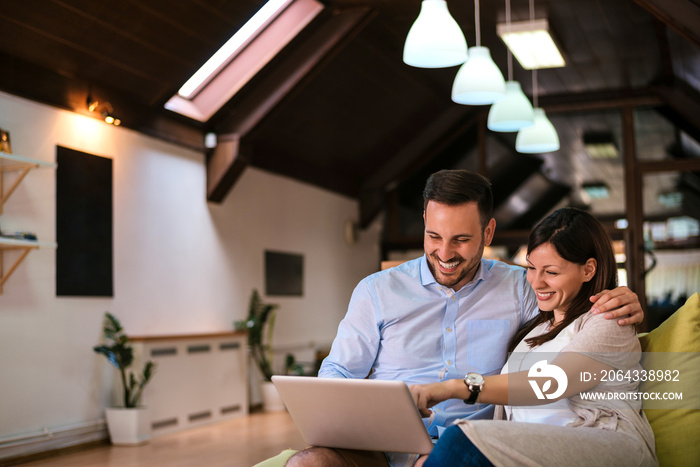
xmin=0 ymin=152 xmax=58 ymax=293
xmin=0 ymin=152 xmax=57 ymax=215
xmin=0 ymin=238 xmax=57 ymax=294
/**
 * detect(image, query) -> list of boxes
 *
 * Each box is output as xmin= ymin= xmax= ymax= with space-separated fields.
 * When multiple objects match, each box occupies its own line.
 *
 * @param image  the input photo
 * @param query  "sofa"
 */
xmin=638 ymin=292 xmax=700 ymax=467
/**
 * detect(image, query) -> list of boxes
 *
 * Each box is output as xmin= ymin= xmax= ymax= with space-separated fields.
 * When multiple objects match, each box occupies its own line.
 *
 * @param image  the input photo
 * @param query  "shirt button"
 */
xmin=451 ymin=296 xmax=456 ymax=301
xmin=446 ymin=327 xmax=452 ymax=333
xmin=446 ymin=360 xmax=452 ymax=365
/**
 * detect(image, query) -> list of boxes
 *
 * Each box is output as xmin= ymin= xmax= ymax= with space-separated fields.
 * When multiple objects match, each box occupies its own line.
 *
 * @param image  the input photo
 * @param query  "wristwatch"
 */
xmin=463 ymin=372 xmax=485 ymax=405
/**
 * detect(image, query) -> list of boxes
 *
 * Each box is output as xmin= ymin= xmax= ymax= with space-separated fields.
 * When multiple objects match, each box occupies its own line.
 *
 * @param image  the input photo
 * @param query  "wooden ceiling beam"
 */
xmin=638 ymin=158 xmax=700 ymax=173
xmin=633 ymin=0 xmax=700 ymax=49
xmin=537 ymin=88 xmax=664 ymax=114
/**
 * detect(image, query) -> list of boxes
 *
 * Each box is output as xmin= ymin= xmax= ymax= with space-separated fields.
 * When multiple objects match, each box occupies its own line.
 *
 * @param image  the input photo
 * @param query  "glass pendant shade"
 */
xmin=403 ymin=0 xmax=468 ymax=68
xmin=487 ymin=81 xmax=534 ymax=132
xmin=515 ymin=108 xmax=560 ymax=153
xmin=452 ymin=46 xmax=506 ymax=105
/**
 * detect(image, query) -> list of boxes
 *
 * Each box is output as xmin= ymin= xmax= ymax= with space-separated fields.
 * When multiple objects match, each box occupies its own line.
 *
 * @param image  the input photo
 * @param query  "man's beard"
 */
xmin=427 ymin=254 xmax=468 ymax=288
xmin=426 ymin=244 xmax=484 ymax=289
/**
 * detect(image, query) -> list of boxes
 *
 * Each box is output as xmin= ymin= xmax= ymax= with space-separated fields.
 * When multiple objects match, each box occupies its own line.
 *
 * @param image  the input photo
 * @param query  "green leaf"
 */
xmin=94 ymin=312 xmax=156 ymax=408
xmin=235 ymin=289 xmax=279 ymax=381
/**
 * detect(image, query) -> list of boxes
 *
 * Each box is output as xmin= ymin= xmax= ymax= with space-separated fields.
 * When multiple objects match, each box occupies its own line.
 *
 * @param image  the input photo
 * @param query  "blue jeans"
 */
xmin=423 ymin=425 xmax=494 ymax=467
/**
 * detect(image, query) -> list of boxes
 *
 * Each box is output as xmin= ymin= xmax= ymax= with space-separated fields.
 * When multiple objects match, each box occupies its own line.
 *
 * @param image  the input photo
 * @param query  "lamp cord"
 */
xmin=475 ymin=0 xmax=481 ymax=47
xmin=533 ymin=69 xmax=538 ymax=108
xmin=506 ymin=0 xmax=512 ymax=81
xmin=530 ymin=0 xmax=537 ymax=107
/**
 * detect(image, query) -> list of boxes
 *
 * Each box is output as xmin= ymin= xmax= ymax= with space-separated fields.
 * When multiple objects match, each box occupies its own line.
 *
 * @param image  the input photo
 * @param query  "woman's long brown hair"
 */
xmin=509 ymin=208 xmax=618 ymax=351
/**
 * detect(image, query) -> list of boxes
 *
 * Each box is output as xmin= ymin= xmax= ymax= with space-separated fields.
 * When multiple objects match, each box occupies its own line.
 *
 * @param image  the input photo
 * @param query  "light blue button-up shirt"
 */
xmin=319 ymin=255 xmax=538 ymax=435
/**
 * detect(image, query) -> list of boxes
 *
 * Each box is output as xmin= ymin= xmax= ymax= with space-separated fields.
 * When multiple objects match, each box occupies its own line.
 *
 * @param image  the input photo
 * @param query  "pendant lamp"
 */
xmin=451 ymin=0 xmax=505 ymax=105
xmin=487 ymin=0 xmax=533 ymax=131
xmin=515 ymin=107 xmax=559 ymax=153
xmin=515 ymin=0 xmax=559 ymax=153
xmin=488 ymin=81 xmax=534 ymax=132
xmin=403 ymin=0 xmax=468 ymax=68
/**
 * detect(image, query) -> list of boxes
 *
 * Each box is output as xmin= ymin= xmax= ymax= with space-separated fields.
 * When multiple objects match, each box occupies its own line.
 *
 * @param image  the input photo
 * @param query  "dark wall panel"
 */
xmin=265 ymin=250 xmax=303 ymax=296
xmin=56 ymin=146 xmax=113 ymax=296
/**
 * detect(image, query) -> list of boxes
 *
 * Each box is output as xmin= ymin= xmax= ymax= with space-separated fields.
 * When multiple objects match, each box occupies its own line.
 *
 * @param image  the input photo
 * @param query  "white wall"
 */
xmin=0 ymin=92 xmax=380 ymax=440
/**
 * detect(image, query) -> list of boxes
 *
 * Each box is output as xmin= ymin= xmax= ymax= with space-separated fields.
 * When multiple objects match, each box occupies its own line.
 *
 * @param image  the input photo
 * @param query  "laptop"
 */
xmin=271 ymin=375 xmax=434 ymax=454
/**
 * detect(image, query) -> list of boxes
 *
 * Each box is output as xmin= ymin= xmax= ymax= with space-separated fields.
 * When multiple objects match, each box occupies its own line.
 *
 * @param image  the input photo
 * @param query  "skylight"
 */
xmin=165 ymin=0 xmax=323 ymax=122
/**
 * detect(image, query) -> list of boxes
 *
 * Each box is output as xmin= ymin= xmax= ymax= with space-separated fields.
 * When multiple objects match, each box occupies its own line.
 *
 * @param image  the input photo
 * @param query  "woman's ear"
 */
xmin=583 ymin=258 xmax=597 ymax=282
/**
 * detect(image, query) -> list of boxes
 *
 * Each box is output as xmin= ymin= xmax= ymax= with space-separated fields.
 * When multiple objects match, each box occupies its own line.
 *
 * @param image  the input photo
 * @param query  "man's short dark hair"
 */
xmin=423 ymin=169 xmax=493 ymax=228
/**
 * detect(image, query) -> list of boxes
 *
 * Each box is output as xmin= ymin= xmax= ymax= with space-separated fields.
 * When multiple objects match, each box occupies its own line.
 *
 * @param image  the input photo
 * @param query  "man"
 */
xmin=289 ymin=170 xmax=642 ymax=467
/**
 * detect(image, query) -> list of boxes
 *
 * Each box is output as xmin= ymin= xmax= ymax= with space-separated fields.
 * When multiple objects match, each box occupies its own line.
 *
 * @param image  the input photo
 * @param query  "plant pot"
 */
xmin=105 ymin=407 xmax=151 ymax=445
xmin=261 ymin=381 xmax=286 ymax=412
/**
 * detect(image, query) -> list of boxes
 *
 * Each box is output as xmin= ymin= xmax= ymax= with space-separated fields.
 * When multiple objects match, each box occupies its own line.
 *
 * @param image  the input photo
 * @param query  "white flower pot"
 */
xmin=105 ymin=407 xmax=151 ymax=446
xmin=261 ymin=381 xmax=286 ymax=412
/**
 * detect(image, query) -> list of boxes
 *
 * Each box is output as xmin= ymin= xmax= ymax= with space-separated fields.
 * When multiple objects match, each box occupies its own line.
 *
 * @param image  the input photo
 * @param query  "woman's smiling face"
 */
xmin=526 ymin=242 xmax=596 ymax=321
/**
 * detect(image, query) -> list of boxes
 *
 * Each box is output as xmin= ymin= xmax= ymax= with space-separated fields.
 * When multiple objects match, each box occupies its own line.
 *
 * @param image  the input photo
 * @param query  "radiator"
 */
xmin=131 ymin=331 xmax=249 ymax=436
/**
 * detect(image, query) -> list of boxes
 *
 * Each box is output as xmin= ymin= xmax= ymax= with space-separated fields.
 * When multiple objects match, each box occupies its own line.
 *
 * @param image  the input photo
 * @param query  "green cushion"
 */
xmin=252 ymin=449 xmax=298 ymax=467
xmin=639 ymin=292 xmax=700 ymax=467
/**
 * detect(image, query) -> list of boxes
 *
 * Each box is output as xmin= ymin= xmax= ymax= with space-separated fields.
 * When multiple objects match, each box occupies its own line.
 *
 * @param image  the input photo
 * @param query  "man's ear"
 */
xmin=483 ymin=218 xmax=496 ymax=246
xmin=583 ymin=258 xmax=597 ymax=281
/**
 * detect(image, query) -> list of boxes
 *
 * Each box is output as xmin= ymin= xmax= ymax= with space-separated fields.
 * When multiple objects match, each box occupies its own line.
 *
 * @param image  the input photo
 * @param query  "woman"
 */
xmin=410 ymin=208 xmax=657 ymax=467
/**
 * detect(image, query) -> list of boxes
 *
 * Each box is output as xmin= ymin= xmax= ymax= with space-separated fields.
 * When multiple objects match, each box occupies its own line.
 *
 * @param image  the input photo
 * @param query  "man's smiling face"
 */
xmin=423 ymin=201 xmax=495 ymax=292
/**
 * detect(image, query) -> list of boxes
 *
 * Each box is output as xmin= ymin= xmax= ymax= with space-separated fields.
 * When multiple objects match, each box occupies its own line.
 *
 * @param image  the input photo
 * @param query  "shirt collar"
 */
xmin=420 ymin=255 xmax=492 ymax=291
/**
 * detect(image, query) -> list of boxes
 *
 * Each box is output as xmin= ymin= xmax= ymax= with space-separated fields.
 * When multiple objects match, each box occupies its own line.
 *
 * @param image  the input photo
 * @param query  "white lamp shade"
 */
xmin=487 ymin=81 xmax=534 ymax=132
xmin=452 ymin=46 xmax=506 ymax=105
xmin=515 ymin=108 xmax=560 ymax=153
xmin=403 ymin=0 xmax=467 ymax=68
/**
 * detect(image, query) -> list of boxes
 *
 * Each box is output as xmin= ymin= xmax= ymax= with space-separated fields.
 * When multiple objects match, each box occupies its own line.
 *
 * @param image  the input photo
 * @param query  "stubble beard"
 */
xmin=427 ymin=250 xmax=482 ymax=290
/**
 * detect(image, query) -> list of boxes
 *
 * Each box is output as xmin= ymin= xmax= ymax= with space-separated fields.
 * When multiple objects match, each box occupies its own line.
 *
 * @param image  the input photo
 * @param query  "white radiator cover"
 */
xmin=131 ymin=331 xmax=249 ymax=436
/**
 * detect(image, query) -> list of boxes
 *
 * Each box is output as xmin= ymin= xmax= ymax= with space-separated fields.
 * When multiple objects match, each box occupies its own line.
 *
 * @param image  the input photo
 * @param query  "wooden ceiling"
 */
xmin=2 ymin=0 xmax=700 ymax=246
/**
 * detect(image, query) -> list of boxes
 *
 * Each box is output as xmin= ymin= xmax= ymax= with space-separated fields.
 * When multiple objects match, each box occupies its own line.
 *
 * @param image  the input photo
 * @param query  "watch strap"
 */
xmin=463 ymin=373 xmax=484 ymax=405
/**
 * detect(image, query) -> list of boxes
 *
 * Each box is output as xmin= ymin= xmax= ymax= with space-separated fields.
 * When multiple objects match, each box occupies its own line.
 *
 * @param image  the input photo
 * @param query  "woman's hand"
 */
xmin=409 ymin=380 xmax=461 ymax=417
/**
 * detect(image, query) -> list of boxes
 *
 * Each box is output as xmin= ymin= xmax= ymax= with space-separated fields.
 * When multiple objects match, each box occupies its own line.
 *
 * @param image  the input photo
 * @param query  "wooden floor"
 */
xmin=20 ymin=411 xmax=306 ymax=467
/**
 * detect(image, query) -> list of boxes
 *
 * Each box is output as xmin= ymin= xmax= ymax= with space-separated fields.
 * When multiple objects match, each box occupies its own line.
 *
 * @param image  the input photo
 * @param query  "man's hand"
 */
xmin=409 ymin=381 xmax=457 ymax=418
xmin=590 ymin=286 xmax=643 ymax=326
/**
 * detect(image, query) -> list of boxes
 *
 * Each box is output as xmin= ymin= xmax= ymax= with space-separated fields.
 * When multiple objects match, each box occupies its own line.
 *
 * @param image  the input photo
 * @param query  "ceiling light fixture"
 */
xmin=515 ymin=0 xmax=559 ymax=153
xmin=515 ymin=105 xmax=558 ymax=152
xmin=583 ymin=132 xmax=619 ymax=159
xmin=488 ymin=81 xmax=533 ymax=131
xmin=403 ymin=0 xmax=468 ymax=68
xmin=452 ymin=0 xmax=506 ymax=105
xmin=87 ymin=98 xmax=99 ymax=113
xmin=615 ymin=219 xmax=629 ymax=230
xmin=582 ymin=182 xmax=610 ymax=200
xmin=657 ymin=191 xmax=683 ymax=209
xmin=86 ymin=94 xmax=121 ymax=126
xmin=496 ymin=18 xmax=565 ymax=70
xmin=487 ymin=0 xmax=534 ymax=132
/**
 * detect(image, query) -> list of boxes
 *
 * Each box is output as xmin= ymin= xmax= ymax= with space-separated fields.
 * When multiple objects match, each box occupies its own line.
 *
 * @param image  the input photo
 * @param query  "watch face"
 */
xmin=466 ymin=373 xmax=484 ymax=385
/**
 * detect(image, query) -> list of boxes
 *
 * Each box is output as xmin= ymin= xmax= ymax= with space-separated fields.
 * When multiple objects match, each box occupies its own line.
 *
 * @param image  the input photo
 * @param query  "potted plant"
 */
xmin=234 ymin=289 xmax=285 ymax=411
xmin=94 ymin=312 xmax=156 ymax=445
